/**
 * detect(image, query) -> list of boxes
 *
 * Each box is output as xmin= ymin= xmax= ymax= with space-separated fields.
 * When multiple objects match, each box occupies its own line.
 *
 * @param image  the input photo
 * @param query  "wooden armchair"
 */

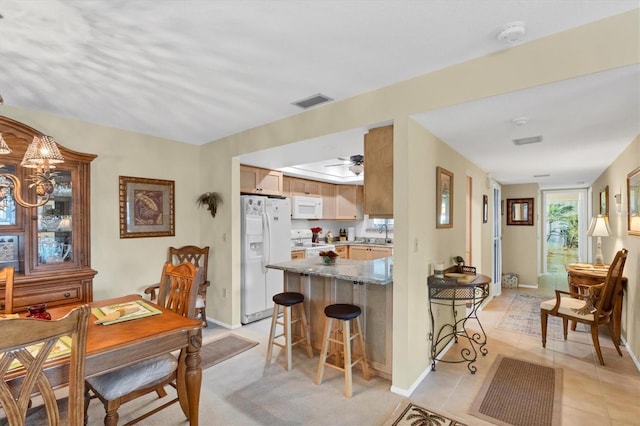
xmin=540 ymin=248 xmax=628 ymax=366
xmin=145 ymin=245 xmax=210 ymax=326
xmin=0 ymin=304 xmax=90 ymax=425
xmin=86 ymin=262 xmax=198 ymax=426
xmin=0 ymin=265 xmax=15 ymax=314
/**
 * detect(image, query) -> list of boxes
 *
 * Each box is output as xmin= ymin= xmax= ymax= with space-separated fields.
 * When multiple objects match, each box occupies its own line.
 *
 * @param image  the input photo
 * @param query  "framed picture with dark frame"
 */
xmin=599 ymin=186 xmax=609 ymax=217
xmin=119 ymin=176 xmax=175 ymax=238
xmin=483 ymin=194 xmax=488 ymax=223
xmin=436 ymin=167 xmax=453 ymax=228
xmin=506 ymin=198 xmax=534 ymax=226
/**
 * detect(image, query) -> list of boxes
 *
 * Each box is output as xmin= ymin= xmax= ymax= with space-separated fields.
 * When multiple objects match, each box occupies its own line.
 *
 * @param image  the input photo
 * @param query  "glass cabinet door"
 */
xmin=36 ymin=170 xmax=73 ymax=266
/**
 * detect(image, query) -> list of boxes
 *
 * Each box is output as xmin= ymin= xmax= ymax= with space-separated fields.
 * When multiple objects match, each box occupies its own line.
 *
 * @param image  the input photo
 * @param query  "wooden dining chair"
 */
xmin=1 ymin=265 xmax=16 ymax=314
xmin=540 ymin=248 xmax=628 ymax=366
xmin=145 ymin=245 xmax=210 ymax=326
xmin=0 ymin=304 xmax=90 ymax=426
xmin=86 ymin=261 xmax=197 ymax=426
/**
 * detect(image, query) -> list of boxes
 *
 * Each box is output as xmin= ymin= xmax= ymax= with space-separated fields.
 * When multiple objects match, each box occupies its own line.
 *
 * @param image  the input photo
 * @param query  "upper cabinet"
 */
xmin=319 ymin=182 xmax=336 ymax=220
xmin=364 ymin=125 xmax=393 ymax=218
xmin=240 ymin=165 xmax=283 ymax=196
xmin=287 ymin=177 xmax=321 ymax=197
xmin=335 ymin=185 xmax=362 ymax=220
xmin=0 ymin=116 xmax=97 ymax=312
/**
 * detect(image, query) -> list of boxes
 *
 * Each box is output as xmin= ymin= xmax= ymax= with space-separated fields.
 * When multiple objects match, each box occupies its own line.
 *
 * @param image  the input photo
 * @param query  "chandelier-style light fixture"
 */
xmin=0 ymin=132 xmax=65 ymax=208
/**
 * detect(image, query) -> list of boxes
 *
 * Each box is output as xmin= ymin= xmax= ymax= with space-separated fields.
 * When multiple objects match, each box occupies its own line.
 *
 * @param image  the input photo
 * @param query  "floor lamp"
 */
xmin=587 ymin=215 xmax=611 ymax=266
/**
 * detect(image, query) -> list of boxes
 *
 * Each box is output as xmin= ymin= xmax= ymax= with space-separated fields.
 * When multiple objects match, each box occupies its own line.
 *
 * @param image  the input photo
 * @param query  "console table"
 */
xmin=566 ymin=263 xmax=627 ymax=344
xmin=428 ymin=271 xmax=491 ymax=374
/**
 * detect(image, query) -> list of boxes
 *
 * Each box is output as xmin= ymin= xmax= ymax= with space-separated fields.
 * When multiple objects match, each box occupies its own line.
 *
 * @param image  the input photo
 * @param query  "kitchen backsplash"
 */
xmin=291 ymin=216 xmax=392 ymax=242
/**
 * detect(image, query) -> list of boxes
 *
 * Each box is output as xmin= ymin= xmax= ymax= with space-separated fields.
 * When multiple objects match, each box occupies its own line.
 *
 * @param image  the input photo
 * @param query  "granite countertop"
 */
xmin=266 ymin=257 xmax=393 ymax=285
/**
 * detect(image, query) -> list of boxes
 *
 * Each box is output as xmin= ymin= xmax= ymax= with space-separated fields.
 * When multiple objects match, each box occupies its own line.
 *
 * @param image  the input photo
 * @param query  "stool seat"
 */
xmin=324 ymin=304 xmax=361 ymax=320
xmin=266 ymin=292 xmax=313 ymax=371
xmin=273 ymin=292 xmax=305 ymax=307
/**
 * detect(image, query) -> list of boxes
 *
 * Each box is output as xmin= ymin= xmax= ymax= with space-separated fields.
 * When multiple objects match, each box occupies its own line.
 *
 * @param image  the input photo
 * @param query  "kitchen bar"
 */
xmin=266 ymin=257 xmax=393 ymax=379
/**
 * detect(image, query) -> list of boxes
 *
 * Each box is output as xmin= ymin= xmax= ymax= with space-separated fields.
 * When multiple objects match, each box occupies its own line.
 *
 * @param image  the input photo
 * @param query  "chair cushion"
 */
xmin=540 ymin=297 xmax=594 ymax=322
xmin=196 ymin=294 xmax=205 ymax=308
xmin=86 ymin=353 xmax=177 ymax=400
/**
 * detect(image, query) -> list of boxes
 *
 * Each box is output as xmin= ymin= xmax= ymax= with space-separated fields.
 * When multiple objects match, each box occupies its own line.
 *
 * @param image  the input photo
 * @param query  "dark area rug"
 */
xmin=200 ymin=333 xmax=259 ymax=370
xmin=383 ymin=401 xmax=467 ymax=426
xmin=469 ymin=355 xmax=562 ymax=426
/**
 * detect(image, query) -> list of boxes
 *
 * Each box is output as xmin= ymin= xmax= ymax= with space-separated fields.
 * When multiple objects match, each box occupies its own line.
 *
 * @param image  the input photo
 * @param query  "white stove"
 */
xmin=291 ymin=229 xmax=335 ymax=258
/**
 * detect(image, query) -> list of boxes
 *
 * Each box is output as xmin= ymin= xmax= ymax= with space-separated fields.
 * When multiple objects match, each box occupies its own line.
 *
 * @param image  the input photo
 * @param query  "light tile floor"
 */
xmin=80 ymin=276 xmax=640 ymax=425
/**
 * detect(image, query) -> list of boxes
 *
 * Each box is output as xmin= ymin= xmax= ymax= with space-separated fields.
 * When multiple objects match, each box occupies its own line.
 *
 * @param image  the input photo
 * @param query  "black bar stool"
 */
xmin=266 ymin=292 xmax=313 ymax=370
xmin=315 ymin=303 xmax=370 ymax=398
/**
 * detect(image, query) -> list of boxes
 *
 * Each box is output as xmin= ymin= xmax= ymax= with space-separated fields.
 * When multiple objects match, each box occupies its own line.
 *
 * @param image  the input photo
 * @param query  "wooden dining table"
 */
xmin=4 ymin=294 xmax=203 ymax=425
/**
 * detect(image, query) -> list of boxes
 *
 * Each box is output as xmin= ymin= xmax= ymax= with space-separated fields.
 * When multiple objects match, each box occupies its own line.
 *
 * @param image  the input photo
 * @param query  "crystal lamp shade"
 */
xmin=20 ymin=135 xmax=65 ymax=169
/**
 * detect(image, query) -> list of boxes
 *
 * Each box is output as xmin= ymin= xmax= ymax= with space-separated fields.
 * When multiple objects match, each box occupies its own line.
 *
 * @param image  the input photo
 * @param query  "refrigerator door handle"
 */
xmin=262 ymin=210 xmax=271 ymax=271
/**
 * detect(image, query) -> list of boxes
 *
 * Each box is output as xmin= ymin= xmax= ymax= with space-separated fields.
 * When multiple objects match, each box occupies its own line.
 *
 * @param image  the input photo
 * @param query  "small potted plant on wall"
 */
xmin=197 ymin=192 xmax=221 ymax=218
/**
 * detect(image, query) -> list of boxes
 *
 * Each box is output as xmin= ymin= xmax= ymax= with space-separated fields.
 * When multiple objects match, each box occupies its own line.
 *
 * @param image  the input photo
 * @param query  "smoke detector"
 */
xmin=498 ymin=22 xmax=526 ymax=44
xmin=512 ymin=116 xmax=529 ymax=126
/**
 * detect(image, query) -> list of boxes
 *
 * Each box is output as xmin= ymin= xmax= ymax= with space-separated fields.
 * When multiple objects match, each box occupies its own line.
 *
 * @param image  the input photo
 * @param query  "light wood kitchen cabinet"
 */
xmin=364 ymin=125 xmax=393 ymax=218
xmin=0 ymin=116 xmax=97 ymax=313
xmin=335 ymin=185 xmax=362 ymax=220
xmin=288 ymin=177 xmax=321 ymax=196
xmin=240 ymin=165 xmax=283 ymax=196
xmin=349 ymin=245 xmax=392 ymax=260
xmin=334 ymin=245 xmax=348 ymax=259
xmin=291 ymin=250 xmax=305 ymax=260
xmin=319 ymin=182 xmax=336 ymax=219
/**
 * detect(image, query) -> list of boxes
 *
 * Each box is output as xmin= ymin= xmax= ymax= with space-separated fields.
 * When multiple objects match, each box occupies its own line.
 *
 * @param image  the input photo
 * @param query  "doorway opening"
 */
xmin=541 ymin=189 xmax=587 ymax=290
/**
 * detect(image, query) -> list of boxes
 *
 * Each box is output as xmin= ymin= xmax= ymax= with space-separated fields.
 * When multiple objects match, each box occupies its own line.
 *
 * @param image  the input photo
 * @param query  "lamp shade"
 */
xmin=20 ymin=135 xmax=64 ymax=169
xmin=587 ymin=215 xmax=611 ymax=237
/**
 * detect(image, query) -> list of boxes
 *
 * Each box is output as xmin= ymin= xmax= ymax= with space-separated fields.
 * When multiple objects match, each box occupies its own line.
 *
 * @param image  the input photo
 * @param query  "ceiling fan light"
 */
xmin=349 ymin=164 xmax=364 ymax=176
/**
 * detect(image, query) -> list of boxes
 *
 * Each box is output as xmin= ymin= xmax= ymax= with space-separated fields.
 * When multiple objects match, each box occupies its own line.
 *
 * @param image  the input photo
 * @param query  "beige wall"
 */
xmin=591 ymin=134 xmax=640 ymax=360
xmin=501 ymin=184 xmax=540 ymax=285
xmin=1 ymin=9 xmax=637 ymax=393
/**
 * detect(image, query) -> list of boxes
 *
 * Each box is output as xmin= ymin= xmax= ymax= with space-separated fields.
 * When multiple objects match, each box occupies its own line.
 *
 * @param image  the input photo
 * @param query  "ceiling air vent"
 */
xmin=512 ymin=135 xmax=543 ymax=146
xmin=292 ymin=93 xmax=333 ymax=109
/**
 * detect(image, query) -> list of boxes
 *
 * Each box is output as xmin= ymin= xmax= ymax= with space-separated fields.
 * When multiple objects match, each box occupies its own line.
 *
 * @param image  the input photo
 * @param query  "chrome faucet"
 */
xmin=379 ymin=224 xmax=390 ymax=243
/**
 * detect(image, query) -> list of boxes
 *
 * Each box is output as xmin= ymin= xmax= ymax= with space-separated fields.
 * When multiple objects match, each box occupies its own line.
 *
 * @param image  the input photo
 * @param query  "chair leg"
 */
xmin=343 ymin=320 xmax=353 ymax=398
xmin=354 ymin=317 xmax=371 ymax=380
xmin=315 ymin=317 xmax=333 ymax=385
xmin=104 ymin=400 xmax=120 ymax=426
xmin=283 ymin=305 xmax=292 ymax=371
xmin=562 ymin=318 xmax=569 ymax=340
xmin=540 ymin=311 xmax=548 ymax=348
xmin=297 ymin=304 xmax=313 ymax=358
xmin=591 ymin=324 xmax=605 ymax=366
xmin=608 ymin=321 xmax=623 ymax=357
xmin=266 ymin=304 xmax=279 ymax=364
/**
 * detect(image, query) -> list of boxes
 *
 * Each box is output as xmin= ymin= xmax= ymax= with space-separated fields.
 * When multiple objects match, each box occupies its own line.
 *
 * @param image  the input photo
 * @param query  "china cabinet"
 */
xmin=0 ymin=116 xmax=97 ymax=313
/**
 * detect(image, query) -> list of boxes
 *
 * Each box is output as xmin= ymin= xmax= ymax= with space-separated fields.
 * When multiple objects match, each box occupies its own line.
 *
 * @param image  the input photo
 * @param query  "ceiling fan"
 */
xmin=324 ymin=154 xmax=364 ymax=175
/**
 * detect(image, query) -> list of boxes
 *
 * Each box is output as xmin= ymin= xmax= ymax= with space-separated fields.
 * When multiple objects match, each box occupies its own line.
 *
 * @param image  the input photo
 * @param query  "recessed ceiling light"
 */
xmin=513 ymin=135 xmax=543 ymax=146
xmin=498 ymin=21 xmax=526 ymax=44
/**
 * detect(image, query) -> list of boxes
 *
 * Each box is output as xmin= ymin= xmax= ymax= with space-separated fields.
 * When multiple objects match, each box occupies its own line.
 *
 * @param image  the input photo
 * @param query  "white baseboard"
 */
xmin=389 ymin=338 xmax=457 ymax=396
xmin=518 ymin=284 xmax=538 ymax=289
xmin=622 ymin=335 xmax=640 ymax=372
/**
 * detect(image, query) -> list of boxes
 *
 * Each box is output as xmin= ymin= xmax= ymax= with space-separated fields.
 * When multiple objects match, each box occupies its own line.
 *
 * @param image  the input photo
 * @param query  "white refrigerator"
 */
xmin=241 ymin=195 xmax=291 ymax=324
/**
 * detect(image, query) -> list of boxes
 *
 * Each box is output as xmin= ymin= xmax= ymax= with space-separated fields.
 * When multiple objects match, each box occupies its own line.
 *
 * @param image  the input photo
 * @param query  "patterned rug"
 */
xmin=496 ymin=293 xmax=567 ymax=340
xmin=383 ymin=401 xmax=467 ymax=426
xmin=200 ymin=333 xmax=259 ymax=369
xmin=469 ymin=355 xmax=562 ymax=426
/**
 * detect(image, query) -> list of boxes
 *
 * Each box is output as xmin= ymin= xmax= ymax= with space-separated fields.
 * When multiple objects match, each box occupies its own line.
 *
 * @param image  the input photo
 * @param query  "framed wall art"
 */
xmin=599 ymin=185 xmax=609 ymax=217
xmin=119 ymin=176 xmax=175 ymax=238
xmin=627 ymin=167 xmax=640 ymax=236
xmin=436 ymin=167 xmax=453 ymax=228
xmin=506 ymin=198 xmax=534 ymax=226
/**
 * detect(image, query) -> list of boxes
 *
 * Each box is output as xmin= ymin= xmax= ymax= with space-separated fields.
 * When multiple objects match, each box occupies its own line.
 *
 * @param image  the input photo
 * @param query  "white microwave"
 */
xmin=291 ymin=195 xmax=323 ymax=219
